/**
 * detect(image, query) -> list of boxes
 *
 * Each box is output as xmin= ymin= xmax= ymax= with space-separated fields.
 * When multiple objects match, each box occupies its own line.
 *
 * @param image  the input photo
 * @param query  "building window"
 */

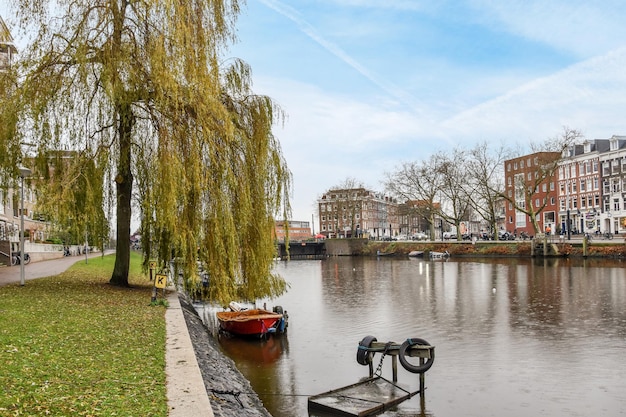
xmin=612 ymin=178 xmax=621 ymax=193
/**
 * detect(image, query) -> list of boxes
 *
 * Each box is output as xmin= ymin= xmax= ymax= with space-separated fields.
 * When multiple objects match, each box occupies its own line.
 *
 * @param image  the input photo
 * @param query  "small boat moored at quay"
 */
xmin=429 ymin=250 xmax=450 ymax=259
xmin=216 ymin=303 xmax=287 ymax=337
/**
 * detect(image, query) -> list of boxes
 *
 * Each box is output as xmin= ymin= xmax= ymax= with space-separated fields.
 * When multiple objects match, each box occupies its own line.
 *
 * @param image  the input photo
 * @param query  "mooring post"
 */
xmin=419 ymin=357 xmax=425 ymax=395
xmin=392 ymin=355 xmax=398 ymax=382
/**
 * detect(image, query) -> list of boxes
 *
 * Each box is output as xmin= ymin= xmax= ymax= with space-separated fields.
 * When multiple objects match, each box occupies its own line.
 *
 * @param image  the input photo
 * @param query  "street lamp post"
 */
xmin=19 ymin=166 xmax=32 ymax=286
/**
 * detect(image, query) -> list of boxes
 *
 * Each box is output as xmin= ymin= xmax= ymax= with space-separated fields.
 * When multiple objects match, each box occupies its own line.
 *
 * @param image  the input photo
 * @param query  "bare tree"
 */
xmin=465 ymin=141 xmax=510 ymax=239
xmin=435 ymin=149 xmax=472 ymax=240
xmin=385 ymin=156 xmax=443 ymax=240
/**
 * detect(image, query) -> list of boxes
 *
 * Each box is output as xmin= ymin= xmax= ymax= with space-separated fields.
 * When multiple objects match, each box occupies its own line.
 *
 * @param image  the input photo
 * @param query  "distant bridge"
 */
xmin=277 ymin=241 xmax=326 ymax=260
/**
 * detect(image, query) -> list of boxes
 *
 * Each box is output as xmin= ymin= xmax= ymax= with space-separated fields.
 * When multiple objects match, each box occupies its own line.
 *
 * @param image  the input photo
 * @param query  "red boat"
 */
xmin=216 ymin=309 xmax=284 ymax=337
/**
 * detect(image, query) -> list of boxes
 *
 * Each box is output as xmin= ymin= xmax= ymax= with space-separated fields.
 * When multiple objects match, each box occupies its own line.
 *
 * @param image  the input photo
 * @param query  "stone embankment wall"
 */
xmin=324 ymin=238 xmax=626 ymax=258
xmin=324 ymin=238 xmax=369 ymax=256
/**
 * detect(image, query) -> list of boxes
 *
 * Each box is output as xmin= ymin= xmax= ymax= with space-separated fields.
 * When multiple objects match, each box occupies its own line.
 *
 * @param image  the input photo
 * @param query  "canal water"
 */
xmin=205 ymin=256 xmax=626 ymax=417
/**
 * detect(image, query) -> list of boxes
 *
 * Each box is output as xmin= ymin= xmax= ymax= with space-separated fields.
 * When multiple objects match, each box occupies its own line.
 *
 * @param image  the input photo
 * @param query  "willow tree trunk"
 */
xmin=110 ymin=104 xmax=134 ymax=287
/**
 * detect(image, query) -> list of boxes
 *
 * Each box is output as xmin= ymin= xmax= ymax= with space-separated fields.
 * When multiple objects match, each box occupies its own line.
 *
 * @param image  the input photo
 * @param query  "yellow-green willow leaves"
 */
xmin=2 ymin=0 xmax=292 ymax=303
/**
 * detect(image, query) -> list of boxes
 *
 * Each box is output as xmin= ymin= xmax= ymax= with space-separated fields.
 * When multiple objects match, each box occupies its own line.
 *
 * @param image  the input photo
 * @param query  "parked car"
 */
xmin=443 ymin=231 xmax=454 ymax=240
xmin=498 ymin=231 xmax=516 ymax=240
xmin=412 ymin=232 xmax=428 ymax=241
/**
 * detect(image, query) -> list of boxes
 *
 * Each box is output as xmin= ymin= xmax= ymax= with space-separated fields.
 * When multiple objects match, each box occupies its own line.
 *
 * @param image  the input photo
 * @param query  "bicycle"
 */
xmin=603 ymin=232 xmax=613 ymax=240
xmin=11 ymin=252 xmax=31 ymax=266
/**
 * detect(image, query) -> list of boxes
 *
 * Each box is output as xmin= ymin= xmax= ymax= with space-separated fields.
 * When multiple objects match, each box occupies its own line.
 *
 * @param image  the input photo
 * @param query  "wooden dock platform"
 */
xmin=308 ymin=376 xmax=418 ymax=417
xmin=308 ymin=337 xmax=435 ymax=417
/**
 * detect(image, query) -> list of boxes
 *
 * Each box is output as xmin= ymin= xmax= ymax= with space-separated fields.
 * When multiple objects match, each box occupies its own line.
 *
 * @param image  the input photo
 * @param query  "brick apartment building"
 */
xmin=317 ymin=188 xmax=399 ymax=239
xmin=274 ymin=220 xmax=312 ymax=242
xmin=504 ymin=151 xmax=560 ymax=236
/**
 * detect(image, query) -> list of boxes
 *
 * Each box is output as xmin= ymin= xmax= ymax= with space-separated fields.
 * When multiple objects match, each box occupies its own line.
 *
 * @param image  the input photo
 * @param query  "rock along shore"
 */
xmin=178 ymin=296 xmax=273 ymax=417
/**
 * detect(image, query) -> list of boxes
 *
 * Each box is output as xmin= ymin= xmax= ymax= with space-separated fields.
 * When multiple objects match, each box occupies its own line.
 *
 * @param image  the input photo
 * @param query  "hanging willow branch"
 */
xmin=2 ymin=0 xmax=292 ymax=302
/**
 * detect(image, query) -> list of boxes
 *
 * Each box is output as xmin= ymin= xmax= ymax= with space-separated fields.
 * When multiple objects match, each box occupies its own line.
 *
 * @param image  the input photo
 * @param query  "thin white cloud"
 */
xmin=469 ymin=0 xmax=626 ymax=57
xmin=258 ymin=0 xmax=427 ymax=115
xmin=442 ymin=46 xmax=626 ymax=141
xmin=327 ymin=0 xmax=433 ymax=12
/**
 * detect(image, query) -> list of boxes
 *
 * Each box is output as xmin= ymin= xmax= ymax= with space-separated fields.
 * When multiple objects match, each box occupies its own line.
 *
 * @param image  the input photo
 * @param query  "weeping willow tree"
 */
xmin=33 ymin=150 xmax=109 ymax=251
xmin=1 ymin=0 xmax=291 ymax=303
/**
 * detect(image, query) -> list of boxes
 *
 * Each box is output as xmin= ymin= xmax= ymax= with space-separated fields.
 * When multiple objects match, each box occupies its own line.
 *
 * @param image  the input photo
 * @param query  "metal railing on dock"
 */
xmin=308 ymin=336 xmax=435 ymax=417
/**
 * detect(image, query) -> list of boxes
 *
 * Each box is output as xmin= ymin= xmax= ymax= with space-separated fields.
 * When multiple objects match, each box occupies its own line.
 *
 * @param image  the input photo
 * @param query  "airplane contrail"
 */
xmin=258 ymin=0 xmax=426 ymax=115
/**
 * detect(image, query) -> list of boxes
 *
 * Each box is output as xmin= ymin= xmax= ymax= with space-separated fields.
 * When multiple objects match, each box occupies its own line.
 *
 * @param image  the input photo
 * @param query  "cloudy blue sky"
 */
xmin=227 ymin=0 xmax=626 ymax=225
xmin=3 ymin=1 xmax=626 ymax=227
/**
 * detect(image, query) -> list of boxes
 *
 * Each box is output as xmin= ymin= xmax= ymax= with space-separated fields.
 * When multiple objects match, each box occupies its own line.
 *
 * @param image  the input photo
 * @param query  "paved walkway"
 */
xmin=0 ymin=252 xmax=214 ymax=417
xmin=0 ymin=252 xmax=106 ymax=286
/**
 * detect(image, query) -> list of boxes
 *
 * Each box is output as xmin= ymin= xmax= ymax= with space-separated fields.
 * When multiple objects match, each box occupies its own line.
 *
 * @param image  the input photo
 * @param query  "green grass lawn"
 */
xmin=0 ymin=252 xmax=168 ymax=416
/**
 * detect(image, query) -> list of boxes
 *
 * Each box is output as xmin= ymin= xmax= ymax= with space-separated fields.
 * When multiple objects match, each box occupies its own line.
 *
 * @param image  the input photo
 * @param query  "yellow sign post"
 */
xmin=150 ymin=265 xmax=167 ymax=303
xmin=149 ymin=260 xmax=157 ymax=281
xmin=155 ymin=274 xmax=167 ymax=289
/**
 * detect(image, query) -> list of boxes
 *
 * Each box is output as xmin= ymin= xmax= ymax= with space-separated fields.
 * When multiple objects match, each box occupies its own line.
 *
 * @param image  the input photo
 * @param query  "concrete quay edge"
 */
xmin=166 ymin=289 xmax=214 ymax=417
